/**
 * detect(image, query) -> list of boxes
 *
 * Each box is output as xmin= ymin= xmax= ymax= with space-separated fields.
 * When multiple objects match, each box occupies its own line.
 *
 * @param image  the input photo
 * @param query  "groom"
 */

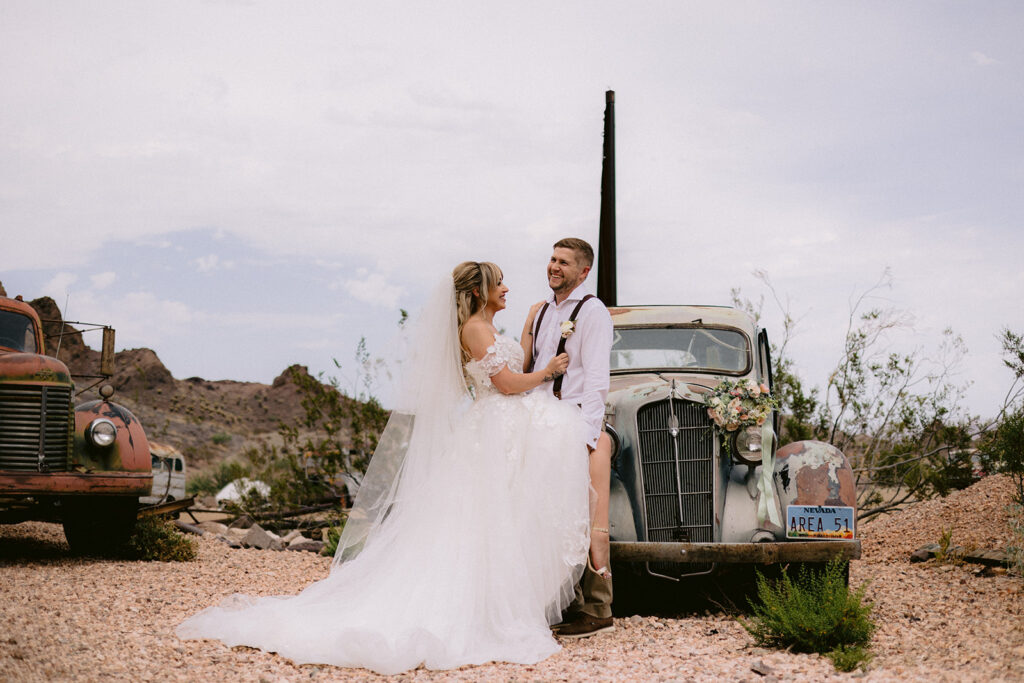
xmin=526 ymin=237 xmax=615 ymax=638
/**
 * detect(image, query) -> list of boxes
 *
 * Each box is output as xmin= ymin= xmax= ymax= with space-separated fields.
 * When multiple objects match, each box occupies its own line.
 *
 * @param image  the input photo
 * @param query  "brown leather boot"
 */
xmin=553 ymin=613 xmax=614 ymax=639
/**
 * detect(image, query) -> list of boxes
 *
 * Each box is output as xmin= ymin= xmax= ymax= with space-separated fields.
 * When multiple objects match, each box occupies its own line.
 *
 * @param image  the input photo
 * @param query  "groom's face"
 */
xmin=547 ymin=247 xmax=589 ymax=295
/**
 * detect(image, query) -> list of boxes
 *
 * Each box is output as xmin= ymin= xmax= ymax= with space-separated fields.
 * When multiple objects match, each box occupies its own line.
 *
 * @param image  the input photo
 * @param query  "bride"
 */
xmin=177 ymin=261 xmax=592 ymax=675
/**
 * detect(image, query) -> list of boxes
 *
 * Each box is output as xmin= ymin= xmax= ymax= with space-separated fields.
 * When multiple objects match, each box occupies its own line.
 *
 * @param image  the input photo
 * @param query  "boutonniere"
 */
xmin=560 ymin=320 xmax=576 ymax=338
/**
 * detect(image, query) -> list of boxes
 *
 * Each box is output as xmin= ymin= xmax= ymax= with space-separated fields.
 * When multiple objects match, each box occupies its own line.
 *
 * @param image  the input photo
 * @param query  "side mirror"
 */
xmin=100 ymin=327 xmax=115 ymax=377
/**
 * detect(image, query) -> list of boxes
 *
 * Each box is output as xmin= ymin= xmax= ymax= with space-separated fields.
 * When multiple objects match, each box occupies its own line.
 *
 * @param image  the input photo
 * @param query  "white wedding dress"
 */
xmin=177 ymin=334 xmax=591 ymax=675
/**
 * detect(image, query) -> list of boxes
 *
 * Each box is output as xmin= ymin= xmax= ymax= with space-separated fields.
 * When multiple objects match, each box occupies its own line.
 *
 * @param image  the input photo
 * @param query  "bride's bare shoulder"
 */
xmin=461 ymin=319 xmax=497 ymax=361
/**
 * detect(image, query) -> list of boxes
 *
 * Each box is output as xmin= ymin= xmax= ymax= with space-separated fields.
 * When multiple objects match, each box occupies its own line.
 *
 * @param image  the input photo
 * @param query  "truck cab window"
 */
xmin=0 ymin=310 xmax=37 ymax=353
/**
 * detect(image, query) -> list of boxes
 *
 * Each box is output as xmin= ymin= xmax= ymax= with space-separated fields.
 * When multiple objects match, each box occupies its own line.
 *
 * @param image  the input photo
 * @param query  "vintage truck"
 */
xmin=604 ymin=304 xmax=860 ymax=587
xmin=0 ymin=293 xmax=151 ymax=554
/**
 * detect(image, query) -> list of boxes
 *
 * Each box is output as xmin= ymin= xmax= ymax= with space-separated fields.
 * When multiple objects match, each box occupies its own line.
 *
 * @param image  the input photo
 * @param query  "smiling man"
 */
xmin=523 ymin=237 xmax=615 ymax=638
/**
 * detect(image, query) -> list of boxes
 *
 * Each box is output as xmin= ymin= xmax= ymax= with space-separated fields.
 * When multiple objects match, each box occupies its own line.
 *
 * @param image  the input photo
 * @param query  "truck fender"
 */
xmin=608 ymin=473 xmax=638 ymax=542
xmin=773 ymin=440 xmax=857 ymax=535
xmin=74 ymin=400 xmax=151 ymax=472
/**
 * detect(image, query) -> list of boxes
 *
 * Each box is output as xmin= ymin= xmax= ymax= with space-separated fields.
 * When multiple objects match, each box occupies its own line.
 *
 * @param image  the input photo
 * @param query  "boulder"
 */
xmin=198 ymin=521 xmax=229 ymax=536
xmin=241 ymin=524 xmax=284 ymax=551
xmin=287 ymin=540 xmax=325 ymax=553
xmin=228 ymin=514 xmax=256 ymax=530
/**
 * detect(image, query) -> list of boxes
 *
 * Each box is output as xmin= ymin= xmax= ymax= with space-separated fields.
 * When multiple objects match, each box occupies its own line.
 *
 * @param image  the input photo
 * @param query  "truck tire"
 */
xmin=62 ymin=496 xmax=139 ymax=556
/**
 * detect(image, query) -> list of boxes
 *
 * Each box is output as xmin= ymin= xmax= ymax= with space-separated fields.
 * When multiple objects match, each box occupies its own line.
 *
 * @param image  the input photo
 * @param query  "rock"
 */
xmin=198 ymin=521 xmax=229 ymax=536
xmin=198 ymin=495 xmax=219 ymax=509
xmin=286 ymin=540 xmax=325 ymax=553
xmin=228 ymin=515 xmax=256 ymax=530
xmin=287 ymin=534 xmax=310 ymax=547
xmin=282 ymin=529 xmax=303 ymax=543
xmin=910 ymin=545 xmax=934 ymax=563
xmin=751 ymin=659 xmax=774 ymax=676
xmin=241 ymin=524 xmax=278 ymax=550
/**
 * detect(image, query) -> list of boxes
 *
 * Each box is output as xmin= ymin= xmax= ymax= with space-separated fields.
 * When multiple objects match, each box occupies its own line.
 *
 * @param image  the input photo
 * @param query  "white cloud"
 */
xmin=42 ymin=272 xmax=77 ymax=298
xmin=90 ymin=271 xmax=116 ymax=289
xmin=343 ymin=270 xmax=404 ymax=309
xmin=192 ymin=254 xmax=233 ymax=273
xmin=970 ymin=51 xmax=998 ymax=66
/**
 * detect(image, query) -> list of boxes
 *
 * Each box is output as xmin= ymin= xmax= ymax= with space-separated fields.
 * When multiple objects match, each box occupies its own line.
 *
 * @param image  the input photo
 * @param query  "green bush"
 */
xmin=741 ymin=560 xmax=875 ymax=671
xmin=1008 ymin=504 xmax=1024 ymax=577
xmin=125 ymin=516 xmax=198 ymax=562
xmin=211 ymin=432 xmax=233 ymax=445
xmin=320 ymin=515 xmax=346 ymax=557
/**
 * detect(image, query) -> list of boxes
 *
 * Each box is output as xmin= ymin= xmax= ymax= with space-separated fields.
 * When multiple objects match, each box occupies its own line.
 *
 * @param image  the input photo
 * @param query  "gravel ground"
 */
xmin=2 ymin=475 xmax=1022 ymax=682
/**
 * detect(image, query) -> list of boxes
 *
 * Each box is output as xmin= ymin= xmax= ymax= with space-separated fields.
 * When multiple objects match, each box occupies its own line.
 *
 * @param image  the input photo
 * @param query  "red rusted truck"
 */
xmin=0 ymin=293 xmax=151 ymax=554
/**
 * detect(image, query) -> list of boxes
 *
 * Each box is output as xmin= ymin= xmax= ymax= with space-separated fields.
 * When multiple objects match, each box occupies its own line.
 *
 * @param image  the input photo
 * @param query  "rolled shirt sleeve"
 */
xmin=575 ymin=303 xmax=612 ymax=448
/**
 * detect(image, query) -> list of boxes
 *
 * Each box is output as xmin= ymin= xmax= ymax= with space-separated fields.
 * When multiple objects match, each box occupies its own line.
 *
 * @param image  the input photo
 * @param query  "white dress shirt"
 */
xmin=531 ymin=285 xmax=612 ymax=449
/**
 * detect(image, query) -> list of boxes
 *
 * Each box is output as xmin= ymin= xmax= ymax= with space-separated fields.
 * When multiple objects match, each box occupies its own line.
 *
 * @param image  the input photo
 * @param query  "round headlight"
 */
xmin=733 ymin=425 xmax=765 ymax=466
xmin=87 ymin=418 xmax=118 ymax=448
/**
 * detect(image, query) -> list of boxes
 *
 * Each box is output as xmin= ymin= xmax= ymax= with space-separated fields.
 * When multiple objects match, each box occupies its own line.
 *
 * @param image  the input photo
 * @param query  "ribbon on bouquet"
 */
xmin=756 ymin=421 xmax=782 ymax=528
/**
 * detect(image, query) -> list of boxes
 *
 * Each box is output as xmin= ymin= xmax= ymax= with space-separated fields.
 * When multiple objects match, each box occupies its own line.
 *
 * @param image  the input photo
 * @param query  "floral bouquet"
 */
xmin=703 ymin=378 xmax=777 ymax=433
xmin=703 ymin=378 xmax=781 ymax=527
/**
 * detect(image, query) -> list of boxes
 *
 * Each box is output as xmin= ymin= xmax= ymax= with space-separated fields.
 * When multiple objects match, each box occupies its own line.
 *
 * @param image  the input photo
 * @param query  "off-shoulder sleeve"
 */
xmin=476 ymin=342 xmax=514 ymax=377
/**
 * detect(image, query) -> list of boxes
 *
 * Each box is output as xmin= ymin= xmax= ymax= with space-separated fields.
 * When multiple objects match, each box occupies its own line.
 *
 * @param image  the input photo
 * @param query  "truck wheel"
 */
xmin=62 ymin=496 xmax=139 ymax=556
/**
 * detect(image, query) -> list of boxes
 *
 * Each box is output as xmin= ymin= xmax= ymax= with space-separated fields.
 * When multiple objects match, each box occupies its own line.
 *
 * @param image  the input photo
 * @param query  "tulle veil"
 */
xmin=332 ymin=275 xmax=470 ymax=568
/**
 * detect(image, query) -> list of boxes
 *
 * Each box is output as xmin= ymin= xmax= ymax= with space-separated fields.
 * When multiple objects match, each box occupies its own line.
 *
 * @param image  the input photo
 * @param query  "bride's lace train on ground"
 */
xmin=176 ymin=385 xmax=590 ymax=675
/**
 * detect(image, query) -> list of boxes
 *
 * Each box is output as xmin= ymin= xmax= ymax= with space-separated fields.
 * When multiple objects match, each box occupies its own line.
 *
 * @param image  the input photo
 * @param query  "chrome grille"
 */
xmin=636 ymin=397 xmax=715 ymax=577
xmin=0 ymin=385 xmax=73 ymax=472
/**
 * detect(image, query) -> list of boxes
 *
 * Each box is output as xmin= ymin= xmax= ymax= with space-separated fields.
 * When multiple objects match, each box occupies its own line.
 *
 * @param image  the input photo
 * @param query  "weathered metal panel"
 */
xmin=611 ymin=540 xmax=862 ymax=564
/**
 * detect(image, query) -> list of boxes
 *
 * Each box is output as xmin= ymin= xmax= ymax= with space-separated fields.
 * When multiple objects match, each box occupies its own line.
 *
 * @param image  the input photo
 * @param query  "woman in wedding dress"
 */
xmin=177 ymin=262 xmax=592 ymax=675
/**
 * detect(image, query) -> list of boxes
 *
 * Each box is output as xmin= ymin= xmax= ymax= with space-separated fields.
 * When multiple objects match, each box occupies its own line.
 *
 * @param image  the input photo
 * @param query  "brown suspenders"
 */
xmin=530 ymin=295 xmax=595 ymax=399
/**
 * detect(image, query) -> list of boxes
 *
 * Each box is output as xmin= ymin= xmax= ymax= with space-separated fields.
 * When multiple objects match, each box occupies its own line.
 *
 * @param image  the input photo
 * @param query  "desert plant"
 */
xmin=742 ymin=560 xmax=875 ymax=671
xmin=321 ymin=516 xmax=346 ymax=557
xmin=932 ymin=526 xmax=969 ymax=565
xmin=125 ymin=516 xmax=197 ymax=562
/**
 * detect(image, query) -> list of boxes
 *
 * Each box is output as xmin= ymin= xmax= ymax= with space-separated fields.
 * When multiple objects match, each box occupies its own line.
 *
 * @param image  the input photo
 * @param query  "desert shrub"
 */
xmin=979 ymin=407 xmax=1024 ymax=504
xmin=187 ymin=460 xmax=251 ymax=497
xmin=126 ymin=516 xmax=197 ymax=562
xmin=321 ymin=523 xmax=343 ymax=557
xmin=828 ymin=644 xmax=874 ymax=672
xmin=211 ymin=432 xmax=232 ymax=445
xmin=742 ymin=560 xmax=875 ymax=671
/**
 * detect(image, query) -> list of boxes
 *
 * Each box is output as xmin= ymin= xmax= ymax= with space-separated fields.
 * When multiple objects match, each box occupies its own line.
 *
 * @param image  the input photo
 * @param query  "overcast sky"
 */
xmin=2 ymin=1 xmax=1022 ymax=419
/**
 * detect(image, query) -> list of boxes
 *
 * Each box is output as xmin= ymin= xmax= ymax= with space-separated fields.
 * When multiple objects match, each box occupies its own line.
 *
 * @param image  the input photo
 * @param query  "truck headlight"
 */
xmin=733 ymin=425 xmax=764 ymax=466
xmin=87 ymin=418 xmax=118 ymax=448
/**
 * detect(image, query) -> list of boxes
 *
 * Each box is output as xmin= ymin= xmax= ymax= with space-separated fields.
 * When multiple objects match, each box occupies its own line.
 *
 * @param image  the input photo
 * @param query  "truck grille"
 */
xmin=636 ymin=397 xmax=715 ymax=577
xmin=0 ymin=385 xmax=73 ymax=472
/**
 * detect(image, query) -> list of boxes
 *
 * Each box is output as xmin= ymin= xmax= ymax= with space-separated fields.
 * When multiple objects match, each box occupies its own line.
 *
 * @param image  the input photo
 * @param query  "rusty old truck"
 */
xmin=0 ymin=293 xmax=151 ymax=554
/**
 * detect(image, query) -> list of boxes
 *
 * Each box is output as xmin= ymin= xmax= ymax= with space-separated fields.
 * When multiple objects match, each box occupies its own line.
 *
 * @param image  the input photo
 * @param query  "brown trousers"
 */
xmin=569 ymin=555 xmax=613 ymax=619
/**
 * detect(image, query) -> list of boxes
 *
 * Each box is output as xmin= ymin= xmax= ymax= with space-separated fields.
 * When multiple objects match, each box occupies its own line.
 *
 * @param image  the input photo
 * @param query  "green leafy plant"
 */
xmin=125 ymin=516 xmax=197 ymax=562
xmin=741 ymin=560 xmax=875 ymax=672
xmin=211 ymin=432 xmax=233 ymax=445
xmin=321 ymin=515 xmax=346 ymax=557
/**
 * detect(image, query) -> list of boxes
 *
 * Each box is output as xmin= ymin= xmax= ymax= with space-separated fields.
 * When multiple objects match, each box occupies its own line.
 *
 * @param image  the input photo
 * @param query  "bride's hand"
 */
xmin=545 ymin=353 xmax=569 ymax=378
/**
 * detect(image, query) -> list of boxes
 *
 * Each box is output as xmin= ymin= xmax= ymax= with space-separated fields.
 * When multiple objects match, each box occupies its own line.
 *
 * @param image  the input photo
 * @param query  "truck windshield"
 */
xmin=611 ymin=327 xmax=749 ymax=373
xmin=0 ymin=310 xmax=38 ymax=353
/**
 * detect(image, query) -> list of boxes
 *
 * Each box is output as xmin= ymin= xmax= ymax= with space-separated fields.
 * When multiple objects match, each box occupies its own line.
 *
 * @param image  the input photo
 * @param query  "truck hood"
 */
xmin=0 ymin=352 xmax=72 ymax=385
xmin=608 ymin=371 xmax=723 ymax=406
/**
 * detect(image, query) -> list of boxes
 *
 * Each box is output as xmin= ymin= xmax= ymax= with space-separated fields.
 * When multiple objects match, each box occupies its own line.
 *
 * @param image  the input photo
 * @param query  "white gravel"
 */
xmin=2 ymin=475 xmax=1022 ymax=682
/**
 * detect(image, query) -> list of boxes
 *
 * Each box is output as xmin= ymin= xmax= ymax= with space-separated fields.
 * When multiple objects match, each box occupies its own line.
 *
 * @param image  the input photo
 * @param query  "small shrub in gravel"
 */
xmin=126 ymin=516 xmax=198 ymax=562
xmin=320 ymin=516 xmax=346 ymax=557
xmin=741 ymin=560 xmax=875 ymax=671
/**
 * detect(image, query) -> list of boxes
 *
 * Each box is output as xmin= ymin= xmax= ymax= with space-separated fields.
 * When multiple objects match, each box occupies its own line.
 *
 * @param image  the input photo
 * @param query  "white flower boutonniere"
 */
xmin=560 ymin=320 xmax=576 ymax=338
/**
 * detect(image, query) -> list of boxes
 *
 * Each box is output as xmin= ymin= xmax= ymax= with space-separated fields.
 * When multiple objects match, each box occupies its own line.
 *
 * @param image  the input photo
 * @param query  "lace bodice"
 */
xmin=464 ymin=335 xmax=524 ymax=397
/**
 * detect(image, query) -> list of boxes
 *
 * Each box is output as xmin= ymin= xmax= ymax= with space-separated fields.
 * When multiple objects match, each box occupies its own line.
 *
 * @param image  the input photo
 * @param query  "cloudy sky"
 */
xmin=2 ymin=1 xmax=1022 ymax=418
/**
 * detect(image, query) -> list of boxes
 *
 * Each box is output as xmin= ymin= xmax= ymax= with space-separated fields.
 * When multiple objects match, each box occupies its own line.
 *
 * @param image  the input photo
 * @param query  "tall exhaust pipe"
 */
xmin=597 ymin=90 xmax=616 ymax=305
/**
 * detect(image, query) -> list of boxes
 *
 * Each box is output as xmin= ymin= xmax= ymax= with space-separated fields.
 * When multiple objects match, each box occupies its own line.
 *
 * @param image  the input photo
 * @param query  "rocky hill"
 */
xmin=17 ymin=290 xmax=339 ymax=472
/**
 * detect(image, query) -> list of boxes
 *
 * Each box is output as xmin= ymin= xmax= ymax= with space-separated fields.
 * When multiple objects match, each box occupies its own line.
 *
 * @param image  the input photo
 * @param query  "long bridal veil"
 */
xmin=332 ymin=275 xmax=470 ymax=567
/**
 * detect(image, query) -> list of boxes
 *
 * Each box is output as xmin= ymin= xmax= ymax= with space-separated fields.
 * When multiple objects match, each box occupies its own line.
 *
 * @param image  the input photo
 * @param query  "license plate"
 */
xmin=786 ymin=505 xmax=855 ymax=539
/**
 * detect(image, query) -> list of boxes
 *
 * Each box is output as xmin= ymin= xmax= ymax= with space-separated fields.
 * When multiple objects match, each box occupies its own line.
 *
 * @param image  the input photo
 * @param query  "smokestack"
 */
xmin=597 ymin=90 xmax=616 ymax=305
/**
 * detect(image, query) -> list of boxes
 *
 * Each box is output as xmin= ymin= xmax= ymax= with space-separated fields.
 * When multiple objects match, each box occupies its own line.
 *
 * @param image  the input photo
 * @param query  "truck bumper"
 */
xmin=611 ymin=540 xmax=862 ymax=564
xmin=0 ymin=471 xmax=152 ymax=496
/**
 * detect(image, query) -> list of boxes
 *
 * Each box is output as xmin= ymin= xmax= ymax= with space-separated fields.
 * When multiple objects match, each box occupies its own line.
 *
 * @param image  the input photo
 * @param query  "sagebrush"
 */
xmin=742 ymin=560 xmax=874 ymax=671
xmin=126 ymin=516 xmax=197 ymax=562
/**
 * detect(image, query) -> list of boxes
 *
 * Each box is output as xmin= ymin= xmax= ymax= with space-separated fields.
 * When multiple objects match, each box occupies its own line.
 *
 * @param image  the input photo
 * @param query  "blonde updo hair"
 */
xmin=452 ymin=261 xmax=503 ymax=363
